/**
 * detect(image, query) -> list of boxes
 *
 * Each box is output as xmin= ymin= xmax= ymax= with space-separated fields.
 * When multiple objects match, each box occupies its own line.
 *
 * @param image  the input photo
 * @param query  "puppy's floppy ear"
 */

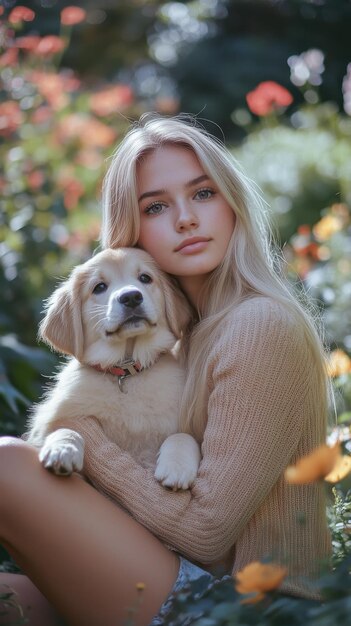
xmin=39 ymin=266 xmax=86 ymax=361
xmin=161 ymin=275 xmax=193 ymax=339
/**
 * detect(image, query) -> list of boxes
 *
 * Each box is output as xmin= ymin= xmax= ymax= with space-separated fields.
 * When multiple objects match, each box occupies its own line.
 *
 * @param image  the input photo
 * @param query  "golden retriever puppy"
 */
xmin=25 ymin=248 xmax=201 ymax=490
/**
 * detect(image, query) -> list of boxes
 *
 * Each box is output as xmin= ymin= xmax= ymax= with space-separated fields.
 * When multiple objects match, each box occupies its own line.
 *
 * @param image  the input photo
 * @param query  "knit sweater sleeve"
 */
xmin=72 ymin=298 xmax=314 ymax=563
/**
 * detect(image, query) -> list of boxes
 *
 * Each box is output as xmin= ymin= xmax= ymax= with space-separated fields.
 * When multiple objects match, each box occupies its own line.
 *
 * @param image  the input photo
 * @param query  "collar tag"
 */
xmin=119 ymin=359 xmax=139 ymax=376
xmin=90 ymin=360 xmax=142 ymax=394
xmin=117 ymin=359 xmax=141 ymax=393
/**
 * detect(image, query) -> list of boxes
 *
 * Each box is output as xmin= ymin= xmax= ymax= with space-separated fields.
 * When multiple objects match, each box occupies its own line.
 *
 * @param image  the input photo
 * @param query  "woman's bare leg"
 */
xmin=0 ymin=437 xmax=180 ymax=626
xmin=0 ymin=573 xmax=64 ymax=625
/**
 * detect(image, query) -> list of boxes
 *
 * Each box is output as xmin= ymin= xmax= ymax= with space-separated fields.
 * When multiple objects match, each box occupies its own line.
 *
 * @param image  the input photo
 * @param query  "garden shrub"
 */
xmin=0 ymin=9 xmax=350 ymax=624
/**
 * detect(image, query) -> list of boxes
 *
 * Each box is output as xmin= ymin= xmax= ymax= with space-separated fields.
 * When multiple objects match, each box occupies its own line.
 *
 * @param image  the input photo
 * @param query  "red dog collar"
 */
xmin=90 ymin=360 xmax=143 ymax=392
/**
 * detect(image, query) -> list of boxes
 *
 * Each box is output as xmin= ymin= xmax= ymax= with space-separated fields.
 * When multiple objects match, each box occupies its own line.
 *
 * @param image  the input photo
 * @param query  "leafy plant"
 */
xmin=0 ymin=5 xmax=136 ymax=436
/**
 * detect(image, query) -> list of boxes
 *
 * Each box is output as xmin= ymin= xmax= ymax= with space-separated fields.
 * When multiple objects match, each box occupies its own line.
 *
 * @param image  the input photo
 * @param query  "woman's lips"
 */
xmin=175 ymin=238 xmax=210 ymax=254
xmin=176 ymin=240 xmax=210 ymax=255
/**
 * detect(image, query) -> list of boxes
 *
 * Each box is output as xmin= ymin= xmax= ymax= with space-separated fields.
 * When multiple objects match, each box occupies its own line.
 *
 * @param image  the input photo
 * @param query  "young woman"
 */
xmin=0 ymin=114 xmax=331 ymax=626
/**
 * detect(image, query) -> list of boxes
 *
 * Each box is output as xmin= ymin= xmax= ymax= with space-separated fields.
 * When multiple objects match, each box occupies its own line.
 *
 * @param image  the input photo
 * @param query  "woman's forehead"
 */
xmin=136 ymin=145 xmax=205 ymax=191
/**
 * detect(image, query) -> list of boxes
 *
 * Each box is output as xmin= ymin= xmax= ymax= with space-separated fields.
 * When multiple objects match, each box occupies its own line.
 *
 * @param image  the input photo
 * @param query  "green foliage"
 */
xmin=328 ymin=488 xmax=351 ymax=567
xmin=0 ymin=8 xmax=136 ymax=436
xmin=233 ymin=105 xmax=351 ymax=242
xmin=232 ymin=62 xmax=351 ymax=418
xmin=158 ymin=556 xmax=351 ymax=625
xmin=0 ymin=334 xmax=56 ymax=436
xmin=0 ymin=7 xmax=350 ymax=624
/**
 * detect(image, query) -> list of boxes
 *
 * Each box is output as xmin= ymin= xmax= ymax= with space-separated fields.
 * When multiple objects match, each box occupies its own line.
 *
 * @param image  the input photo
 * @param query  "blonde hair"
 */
xmin=101 ymin=113 xmax=331 ymax=439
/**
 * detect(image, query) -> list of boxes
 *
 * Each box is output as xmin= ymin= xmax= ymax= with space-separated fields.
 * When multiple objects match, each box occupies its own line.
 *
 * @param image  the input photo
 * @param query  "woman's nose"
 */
xmin=175 ymin=205 xmax=199 ymax=231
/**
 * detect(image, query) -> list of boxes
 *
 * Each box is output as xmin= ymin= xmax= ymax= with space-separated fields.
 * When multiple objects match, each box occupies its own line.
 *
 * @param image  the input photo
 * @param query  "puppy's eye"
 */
xmin=138 ymin=273 xmax=153 ymax=284
xmin=93 ymin=282 xmax=108 ymax=294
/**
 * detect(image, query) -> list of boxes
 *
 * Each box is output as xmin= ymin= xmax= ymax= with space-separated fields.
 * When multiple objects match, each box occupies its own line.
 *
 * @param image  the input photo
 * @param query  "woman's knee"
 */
xmin=0 ymin=437 xmax=41 ymax=537
xmin=0 ymin=436 xmax=37 ymax=496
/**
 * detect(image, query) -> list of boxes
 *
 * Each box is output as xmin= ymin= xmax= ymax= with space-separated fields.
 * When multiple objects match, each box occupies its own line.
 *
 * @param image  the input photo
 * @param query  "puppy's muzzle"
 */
xmin=105 ymin=288 xmax=152 ymax=336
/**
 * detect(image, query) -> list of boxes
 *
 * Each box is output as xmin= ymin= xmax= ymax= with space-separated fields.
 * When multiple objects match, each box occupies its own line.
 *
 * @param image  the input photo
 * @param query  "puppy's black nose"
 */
xmin=118 ymin=289 xmax=143 ymax=308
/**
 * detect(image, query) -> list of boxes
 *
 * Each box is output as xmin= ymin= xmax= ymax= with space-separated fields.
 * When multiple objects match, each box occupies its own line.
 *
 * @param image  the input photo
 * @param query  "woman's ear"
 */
xmin=161 ymin=276 xmax=193 ymax=339
xmin=39 ymin=267 xmax=85 ymax=361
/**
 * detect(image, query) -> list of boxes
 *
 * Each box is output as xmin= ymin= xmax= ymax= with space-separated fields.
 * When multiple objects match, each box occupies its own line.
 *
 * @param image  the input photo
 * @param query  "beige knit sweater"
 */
xmin=73 ymin=296 xmax=331 ymax=599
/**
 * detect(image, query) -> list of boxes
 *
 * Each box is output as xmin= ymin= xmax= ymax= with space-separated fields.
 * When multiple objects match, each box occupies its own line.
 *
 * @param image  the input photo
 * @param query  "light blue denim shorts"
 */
xmin=149 ymin=556 xmax=217 ymax=626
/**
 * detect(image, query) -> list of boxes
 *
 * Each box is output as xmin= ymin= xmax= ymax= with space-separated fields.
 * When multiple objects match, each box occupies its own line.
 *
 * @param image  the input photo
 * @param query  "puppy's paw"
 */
xmin=39 ymin=429 xmax=85 ymax=476
xmin=39 ymin=443 xmax=83 ymax=476
xmin=154 ymin=456 xmax=198 ymax=491
xmin=155 ymin=433 xmax=201 ymax=490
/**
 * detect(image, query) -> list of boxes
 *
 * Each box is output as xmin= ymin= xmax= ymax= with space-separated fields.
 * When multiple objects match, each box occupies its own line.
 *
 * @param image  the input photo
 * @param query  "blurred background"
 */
xmin=0 ymin=0 xmax=350 ymax=447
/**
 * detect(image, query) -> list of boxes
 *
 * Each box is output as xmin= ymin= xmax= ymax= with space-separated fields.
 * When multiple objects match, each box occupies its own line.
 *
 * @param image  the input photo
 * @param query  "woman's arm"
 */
xmin=68 ymin=299 xmax=321 ymax=563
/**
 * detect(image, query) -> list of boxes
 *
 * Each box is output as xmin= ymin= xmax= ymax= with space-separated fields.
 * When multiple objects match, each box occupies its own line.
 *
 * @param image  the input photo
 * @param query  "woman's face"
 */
xmin=136 ymin=144 xmax=236 ymax=304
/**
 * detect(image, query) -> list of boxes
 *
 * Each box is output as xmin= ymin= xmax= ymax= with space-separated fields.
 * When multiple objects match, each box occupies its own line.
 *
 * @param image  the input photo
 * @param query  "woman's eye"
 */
xmin=144 ymin=202 xmax=166 ymax=215
xmin=194 ymin=188 xmax=215 ymax=201
xmin=138 ymin=273 xmax=153 ymax=284
xmin=93 ymin=282 xmax=108 ymax=294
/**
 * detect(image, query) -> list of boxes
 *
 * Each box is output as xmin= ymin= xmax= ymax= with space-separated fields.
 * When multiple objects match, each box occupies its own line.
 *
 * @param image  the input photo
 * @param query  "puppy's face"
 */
xmin=81 ymin=248 xmax=168 ymax=344
xmin=39 ymin=247 xmax=192 ymax=363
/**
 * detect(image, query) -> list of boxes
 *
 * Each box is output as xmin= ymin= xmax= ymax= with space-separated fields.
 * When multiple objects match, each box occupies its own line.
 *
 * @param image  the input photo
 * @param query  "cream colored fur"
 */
xmin=26 ymin=248 xmax=200 ymax=489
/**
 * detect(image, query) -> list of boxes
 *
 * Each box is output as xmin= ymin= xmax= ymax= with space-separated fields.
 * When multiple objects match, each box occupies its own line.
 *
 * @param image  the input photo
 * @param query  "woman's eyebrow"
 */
xmin=138 ymin=174 xmax=210 ymax=203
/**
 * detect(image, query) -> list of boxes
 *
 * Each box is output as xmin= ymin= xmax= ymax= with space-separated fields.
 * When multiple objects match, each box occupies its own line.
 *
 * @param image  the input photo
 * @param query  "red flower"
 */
xmin=35 ymin=35 xmax=66 ymax=57
xmin=90 ymin=85 xmax=134 ymax=116
xmin=56 ymin=114 xmax=116 ymax=148
xmin=15 ymin=35 xmax=41 ymax=51
xmin=0 ymin=48 xmax=18 ymax=67
xmin=58 ymin=174 xmax=85 ymax=210
xmin=27 ymin=170 xmax=45 ymax=191
xmin=61 ymin=6 xmax=87 ymax=26
xmin=30 ymin=71 xmax=69 ymax=109
xmin=8 ymin=6 xmax=35 ymax=23
xmin=0 ymin=101 xmax=23 ymax=136
xmin=246 ymin=81 xmax=293 ymax=116
xmin=30 ymin=70 xmax=80 ymax=109
xmin=31 ymin=105 xmax=53 ymax=125
xmin=297 ymin=224 xmax=311 ymax=236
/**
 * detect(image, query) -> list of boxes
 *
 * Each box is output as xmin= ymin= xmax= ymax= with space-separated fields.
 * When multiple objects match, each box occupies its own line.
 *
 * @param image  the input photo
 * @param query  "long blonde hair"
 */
xmin=101 ymin=113 xmax=330 ymax=440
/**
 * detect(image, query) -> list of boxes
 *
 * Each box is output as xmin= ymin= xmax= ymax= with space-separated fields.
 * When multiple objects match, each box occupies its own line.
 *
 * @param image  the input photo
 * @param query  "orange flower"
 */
xmin=35 ymin=35 xmax=66 ymax=57
xmin=75 ymin=149 xmax=104 ymax=170
xmin=61 ymin=6 xmax=87 ymax=26
xmin=0 ymin=101 xmax=23 ymax=136
xmin=155 ymin=96 xmax=180 ymax=114
xmin=330 ymin=203 xmax=350 ymax=220
xmin=90 ymin=85 xmax=133 ymax=116
xmin=328 ymin=349 xmax=351 ymax=378
xmin=325 ymin=455 xmax=351 ymax=483
xmin=313 ymin=214 xmax=343 ymax=241
xmin=8 ymin=6 xmax=35 ymax=24
xmin=246 ymin=81 xmax=293 ymax=116
xmin=285 ymin=442 xmax=341 ymax=484
xmin=235 ymin=562 xmax=287 ymax=604
xmin=30 ymin=71 xmax=71 ymax=110
xmin=297 ymin=224 xmax=311 ymax=236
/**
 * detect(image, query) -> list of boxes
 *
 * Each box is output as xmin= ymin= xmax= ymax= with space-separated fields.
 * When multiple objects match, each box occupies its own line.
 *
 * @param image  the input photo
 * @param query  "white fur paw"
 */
xmin=38 ymin=428 xmax=85 ymax=476
xmin=154 ymin=456 xmax=198 ymax=491
xmin=39 ymin=443 xmax=84 ymax=476
xmin=154 ymin=433 xmax=201 ymax=490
